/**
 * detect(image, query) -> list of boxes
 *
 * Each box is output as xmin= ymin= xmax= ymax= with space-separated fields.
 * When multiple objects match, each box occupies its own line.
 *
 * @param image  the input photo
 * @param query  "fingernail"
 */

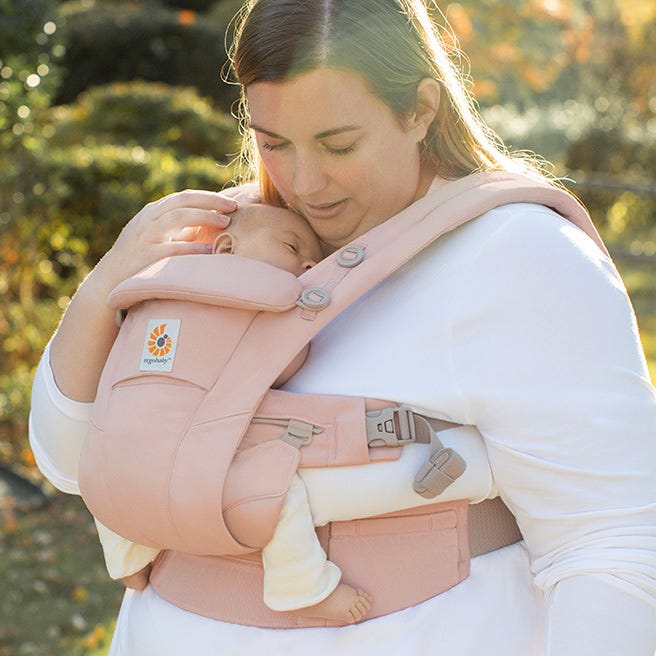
xmin=218 ymin=195 xmax=238 ymax=210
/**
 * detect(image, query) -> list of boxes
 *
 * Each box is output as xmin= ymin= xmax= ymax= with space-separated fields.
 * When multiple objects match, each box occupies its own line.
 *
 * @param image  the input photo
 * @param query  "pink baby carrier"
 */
xmin=79 ymin=171 xmax=608 ymax=627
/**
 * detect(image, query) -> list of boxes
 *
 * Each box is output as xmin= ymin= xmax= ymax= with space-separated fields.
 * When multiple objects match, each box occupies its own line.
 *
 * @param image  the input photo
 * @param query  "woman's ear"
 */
xmin=409 ymin=78 xmax=440 ymax=141
xmin=212 ymin=232 xmax=235 ymax=255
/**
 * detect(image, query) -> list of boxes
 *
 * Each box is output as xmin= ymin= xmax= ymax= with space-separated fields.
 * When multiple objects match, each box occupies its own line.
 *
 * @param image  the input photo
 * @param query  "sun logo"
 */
xmin=147 ymin=323 xmax=172 ymax=357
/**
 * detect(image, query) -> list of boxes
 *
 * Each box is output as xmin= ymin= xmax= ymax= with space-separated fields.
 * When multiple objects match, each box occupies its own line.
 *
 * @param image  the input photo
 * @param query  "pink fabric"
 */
xmin=149 ymin=500 xmax=470 ymax=628
xmin=79 ymin=171 xmax=604 ymax=626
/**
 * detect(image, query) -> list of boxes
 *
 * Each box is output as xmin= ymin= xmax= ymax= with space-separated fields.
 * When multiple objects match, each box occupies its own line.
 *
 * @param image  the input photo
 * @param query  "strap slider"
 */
xmin=281 ymin=419 xmax=323 ymax=449
xmin=296 ymin=287 xmax=331 ymax=312
xmin=336 ymin=245 xmax=365 ymax=268
xmin=366 ymin=405 xmax=417 ymax=447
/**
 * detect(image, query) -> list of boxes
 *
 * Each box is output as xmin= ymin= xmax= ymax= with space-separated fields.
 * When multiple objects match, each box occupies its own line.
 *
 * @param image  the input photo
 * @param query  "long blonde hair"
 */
xmin=226 ymin=0 xmax=552 ymax=205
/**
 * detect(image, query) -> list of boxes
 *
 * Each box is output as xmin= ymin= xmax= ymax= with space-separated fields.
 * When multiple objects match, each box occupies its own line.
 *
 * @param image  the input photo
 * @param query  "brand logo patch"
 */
xmin=140 ymin=319 xmax=181 ymax=372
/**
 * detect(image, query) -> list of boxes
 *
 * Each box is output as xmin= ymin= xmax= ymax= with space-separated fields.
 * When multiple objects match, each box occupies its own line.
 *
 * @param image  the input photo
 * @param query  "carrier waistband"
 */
xmin=146 ymin=496 xmax=522 ymax=629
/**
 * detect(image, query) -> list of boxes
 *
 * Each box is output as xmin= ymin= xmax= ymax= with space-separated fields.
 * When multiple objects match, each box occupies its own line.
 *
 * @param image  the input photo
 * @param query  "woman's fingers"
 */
xmin=158 ymin=207 xmax=230 ymax=233
xmin=93 ymin=190 xmax=240 ymax=292
xmin=162 ymin=239 xmax=215 ymax=258
xmin=145 ymin=189 xmax=239 ymax=219
xmin=174 ymin=226 xmax=203 ymax=242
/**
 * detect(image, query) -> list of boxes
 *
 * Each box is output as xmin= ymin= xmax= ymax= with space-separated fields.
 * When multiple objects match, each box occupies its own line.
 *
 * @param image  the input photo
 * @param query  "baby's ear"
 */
xmin=212 ymin=232 xmax=235 ymax=255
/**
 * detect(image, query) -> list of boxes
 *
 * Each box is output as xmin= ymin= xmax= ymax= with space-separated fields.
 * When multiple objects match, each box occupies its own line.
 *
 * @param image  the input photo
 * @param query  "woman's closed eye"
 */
xmin=261 ymin=140 xmax=289 ymax=152
xmin=321 ymin=141 xmax=356 ymax=157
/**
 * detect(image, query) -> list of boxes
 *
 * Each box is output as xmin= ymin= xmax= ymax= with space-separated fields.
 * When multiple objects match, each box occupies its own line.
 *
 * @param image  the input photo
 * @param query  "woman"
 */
xmin=29 ymin=0 xmax=656 ymax=654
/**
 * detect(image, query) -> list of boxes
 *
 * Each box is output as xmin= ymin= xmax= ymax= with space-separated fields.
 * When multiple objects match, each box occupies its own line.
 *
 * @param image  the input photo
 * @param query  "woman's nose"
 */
xmin=293 ymin=153 xmax=327 ymax=198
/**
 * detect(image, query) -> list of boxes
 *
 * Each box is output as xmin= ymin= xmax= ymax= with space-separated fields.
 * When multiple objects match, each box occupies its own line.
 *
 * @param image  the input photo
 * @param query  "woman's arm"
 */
xmin=451 ymin=205 xmax=656 ymax=655
xmin=50 ymin=190 xmax=237 ymax=402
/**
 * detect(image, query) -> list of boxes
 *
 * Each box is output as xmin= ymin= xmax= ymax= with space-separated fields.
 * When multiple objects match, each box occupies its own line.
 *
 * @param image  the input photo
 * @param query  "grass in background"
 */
xmin=0 ymin=493 xmax=122 ymax=656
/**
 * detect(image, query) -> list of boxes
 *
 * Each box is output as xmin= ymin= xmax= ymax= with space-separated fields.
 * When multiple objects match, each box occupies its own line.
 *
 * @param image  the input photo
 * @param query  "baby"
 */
xmin=94 ymin=203 xmax=373 ymax=624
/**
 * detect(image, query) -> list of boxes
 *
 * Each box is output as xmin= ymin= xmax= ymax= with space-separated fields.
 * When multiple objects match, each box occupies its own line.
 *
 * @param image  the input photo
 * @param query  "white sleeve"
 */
xmin=29 ymin=340 xmax=91 ymax=494
xmin=450 ymin=206 xmax=656 ymax=655
xmin=94 ymin=518 xmax=160 ymax=579
xmin=30 ymin=341 xmax=161 ymax=578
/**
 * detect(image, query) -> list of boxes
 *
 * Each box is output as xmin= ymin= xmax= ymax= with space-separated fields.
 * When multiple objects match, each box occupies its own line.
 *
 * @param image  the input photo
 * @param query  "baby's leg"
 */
xmin=262 ymin=474 xmax=372 ymax=623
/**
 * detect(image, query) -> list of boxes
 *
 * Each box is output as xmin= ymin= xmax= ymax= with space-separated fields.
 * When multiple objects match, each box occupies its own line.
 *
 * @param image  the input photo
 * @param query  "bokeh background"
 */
xmin=0 ymin=0 xmax=654 ymax=653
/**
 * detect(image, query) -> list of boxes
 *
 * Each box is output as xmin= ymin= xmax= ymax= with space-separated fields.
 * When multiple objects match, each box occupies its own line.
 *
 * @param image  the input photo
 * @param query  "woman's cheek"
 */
xmin=260 ymin=153 xmax=291 ymax=196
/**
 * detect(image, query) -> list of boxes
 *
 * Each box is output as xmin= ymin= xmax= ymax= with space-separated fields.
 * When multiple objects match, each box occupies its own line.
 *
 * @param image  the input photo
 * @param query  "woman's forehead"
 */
xmin=246 ymin=68 xmax=384 ymax=137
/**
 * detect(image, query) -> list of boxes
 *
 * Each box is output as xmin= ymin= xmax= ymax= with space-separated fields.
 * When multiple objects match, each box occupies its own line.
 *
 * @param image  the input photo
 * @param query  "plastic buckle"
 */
xmin=413 ymin=448 xmax=467 ymax=499
xmin=366 ymin=405 xmax=417 ymax=447
xmin=281 ymin=419 xmax=322 ymax=449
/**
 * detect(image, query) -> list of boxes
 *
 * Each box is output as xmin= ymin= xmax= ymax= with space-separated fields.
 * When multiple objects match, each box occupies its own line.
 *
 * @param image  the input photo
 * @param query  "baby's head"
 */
xmin=212 ymin=203 xmax=322 ymax=276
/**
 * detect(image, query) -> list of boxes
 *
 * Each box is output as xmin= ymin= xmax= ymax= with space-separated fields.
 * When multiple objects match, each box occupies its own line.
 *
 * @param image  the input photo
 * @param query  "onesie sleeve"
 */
xmin=450 ymin=205 xmax=656 ymax=655
xmin=29 ymin=340 xmax=92 ymax=494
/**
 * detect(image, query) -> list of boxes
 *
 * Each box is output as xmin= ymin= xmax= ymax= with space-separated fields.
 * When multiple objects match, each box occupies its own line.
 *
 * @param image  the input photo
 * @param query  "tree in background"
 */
xmin=1 ymin=0 xmax=654 ymax=478
xmin=442 ymin=0 xmax=655 ymax=249
xmin=54 ymin=0 xmax=239 ymax=111
xmin=0 ymin=0 xmax=240 ymax=475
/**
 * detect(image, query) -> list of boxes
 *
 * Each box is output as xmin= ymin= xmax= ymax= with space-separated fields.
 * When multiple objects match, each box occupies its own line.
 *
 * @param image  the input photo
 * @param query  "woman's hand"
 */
xmin=94 ymin=190 xmax=238 ymax=297
xmin=49 ymin=190 xmax=238 ymax=402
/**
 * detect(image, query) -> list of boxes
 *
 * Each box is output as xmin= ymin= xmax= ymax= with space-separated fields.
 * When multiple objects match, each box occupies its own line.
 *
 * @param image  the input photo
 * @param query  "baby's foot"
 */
xmin=296 ymin=583 xmax=373 ymax=624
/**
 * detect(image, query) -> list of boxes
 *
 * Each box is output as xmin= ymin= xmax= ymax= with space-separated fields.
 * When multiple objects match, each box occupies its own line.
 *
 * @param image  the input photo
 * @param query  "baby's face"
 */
xmin=220 ymin=204 xmax=323 ymax=276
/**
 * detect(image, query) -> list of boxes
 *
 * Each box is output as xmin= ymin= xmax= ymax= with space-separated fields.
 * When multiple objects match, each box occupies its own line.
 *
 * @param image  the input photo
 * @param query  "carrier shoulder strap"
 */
xmin=197 ymin=171 xmax=604 ymax=421
xmin=168 ymin=171 xmax=605 ymax=555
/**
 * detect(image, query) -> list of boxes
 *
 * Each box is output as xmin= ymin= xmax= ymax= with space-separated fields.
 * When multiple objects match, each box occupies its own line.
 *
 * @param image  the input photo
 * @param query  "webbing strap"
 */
xmin=364 ymin=404 xmax=467 ymax=497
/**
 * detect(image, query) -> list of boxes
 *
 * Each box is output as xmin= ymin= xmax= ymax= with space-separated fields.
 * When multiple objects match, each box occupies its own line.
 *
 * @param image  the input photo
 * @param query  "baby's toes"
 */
xmin=357 ymin=589 xmax=373 ymax=610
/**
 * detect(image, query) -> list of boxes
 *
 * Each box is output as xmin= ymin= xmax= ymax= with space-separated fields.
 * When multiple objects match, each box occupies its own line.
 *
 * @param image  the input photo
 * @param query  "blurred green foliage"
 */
xmin=0 ymin=0 xmax=239 ymax=472
xmin=0 ymin=0 xmax=654 ymax=479
xmin=54 ymin=1 xmax=238 ymax=111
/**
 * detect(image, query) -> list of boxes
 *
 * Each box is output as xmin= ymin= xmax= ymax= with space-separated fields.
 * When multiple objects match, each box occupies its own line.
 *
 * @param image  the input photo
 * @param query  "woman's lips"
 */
xmin=302 ymin=199 xmax=348 ymax=220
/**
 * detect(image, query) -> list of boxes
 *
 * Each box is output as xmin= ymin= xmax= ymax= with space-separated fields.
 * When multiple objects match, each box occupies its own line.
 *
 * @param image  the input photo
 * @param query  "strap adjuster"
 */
xmin=412 ymin=447 xmax=467 ymax=499
xmin=281 ymin=419 xmax=323 ymax=449
xmin=251 ymin=416 xmax=324 ymax=450
xmin=366 ymin=405 xmax=467 ymax=499
xmin=366 ymin=405 xmax=418 ymax=447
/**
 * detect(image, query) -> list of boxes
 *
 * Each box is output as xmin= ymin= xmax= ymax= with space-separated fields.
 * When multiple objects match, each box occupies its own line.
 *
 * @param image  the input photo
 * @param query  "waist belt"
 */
xmin=146 ymin=496 xmax=522 ymax=629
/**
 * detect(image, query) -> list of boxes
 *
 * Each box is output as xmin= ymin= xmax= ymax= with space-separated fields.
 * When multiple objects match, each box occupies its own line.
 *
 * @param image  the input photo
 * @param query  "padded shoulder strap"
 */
xmin=184 ymin=171 xmax=608 ymax=553
xmin=200 ymin=171 xmax=606 ymax=418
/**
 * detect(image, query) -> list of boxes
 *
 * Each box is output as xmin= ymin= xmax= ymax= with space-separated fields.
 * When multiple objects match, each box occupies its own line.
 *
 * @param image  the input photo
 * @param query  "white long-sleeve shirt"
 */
xmin=30 ymin=202 xmax=656 ymax=655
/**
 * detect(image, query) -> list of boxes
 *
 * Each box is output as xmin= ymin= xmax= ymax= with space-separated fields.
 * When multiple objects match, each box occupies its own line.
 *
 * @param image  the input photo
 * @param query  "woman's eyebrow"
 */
xmin=249 ymin=124 xmax=287 ymax=139
xmin=314 ymin=125 xmax=362 ymax=139
xmin=249 ymin=124 xmax=362 ymax=140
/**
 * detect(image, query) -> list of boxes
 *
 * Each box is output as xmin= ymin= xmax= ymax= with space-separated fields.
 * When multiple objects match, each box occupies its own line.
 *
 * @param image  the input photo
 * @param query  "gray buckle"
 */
xmin=413 ymin=447 xmax=467 ymax=499
xmin=281 ymin=419 xmax=323 ymax=449
xmin=366 ymin=405 xmax=417 ymax=447
xmin=336 ymin=245 xmax=365 ymax=268
xmin=296 ymin=287 xmax=331 ymax=311
xmin=252 ymin=416 xmax=324 ymax=450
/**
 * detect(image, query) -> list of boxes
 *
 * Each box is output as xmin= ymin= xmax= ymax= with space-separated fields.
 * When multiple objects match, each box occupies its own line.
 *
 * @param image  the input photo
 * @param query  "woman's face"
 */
xmin=246 ymin=68 xmax=433 ymax=249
